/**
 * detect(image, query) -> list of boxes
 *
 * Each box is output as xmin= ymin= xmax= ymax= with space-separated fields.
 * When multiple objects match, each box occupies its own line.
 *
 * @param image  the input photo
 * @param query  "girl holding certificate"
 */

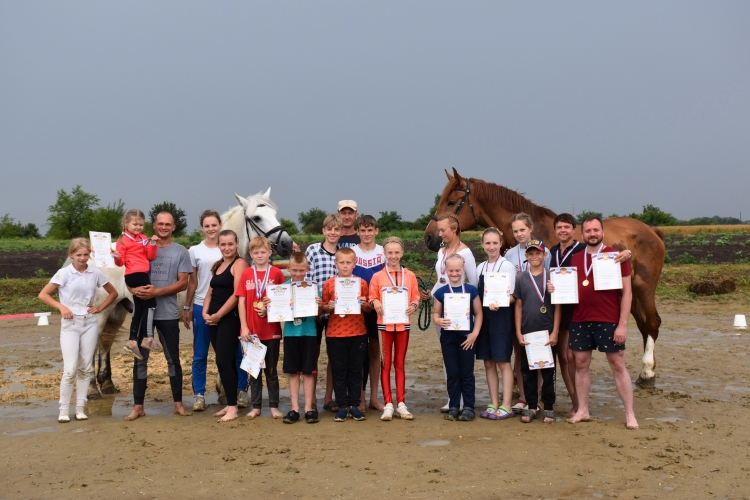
xmin=432 ymin=254 xmax=483 ymax=422
xmin=475 ymin=228 xmax=517 ymax=420
xmin=418 ymin=214 xmax=477 ymax=412
xmin=368 ymin=237 xmax=420 ymax=421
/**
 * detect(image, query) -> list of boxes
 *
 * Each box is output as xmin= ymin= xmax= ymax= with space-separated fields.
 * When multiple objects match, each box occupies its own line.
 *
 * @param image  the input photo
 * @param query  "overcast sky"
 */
xmin=1 ymin=1 xmax=749 ymax=232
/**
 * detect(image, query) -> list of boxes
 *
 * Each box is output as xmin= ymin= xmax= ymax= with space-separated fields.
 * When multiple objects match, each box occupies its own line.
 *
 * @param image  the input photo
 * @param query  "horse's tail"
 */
xmin=652 ymin=227 xmax=665 ymax=242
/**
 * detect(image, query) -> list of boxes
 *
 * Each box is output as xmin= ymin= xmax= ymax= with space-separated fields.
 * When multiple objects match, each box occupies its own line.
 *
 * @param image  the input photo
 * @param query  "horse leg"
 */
xmin=631 ymin=294 xmax=661 ymax=388
xmin=88 ymin=346 xmax=103 ymax=400
xmin=97 ymin=325 xmax=119 ymax=395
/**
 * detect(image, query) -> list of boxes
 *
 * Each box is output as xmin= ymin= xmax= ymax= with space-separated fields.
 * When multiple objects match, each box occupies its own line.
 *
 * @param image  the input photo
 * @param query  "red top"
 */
xmin=321 ymin=277 xmax=369 ymax=338
xmin=114 ymin=232 xmax=158 ymax=275
xmin=571 ymin=246 xmax=631 ymax=324
xmin=234 ymin=266 xmax=285 ymax=341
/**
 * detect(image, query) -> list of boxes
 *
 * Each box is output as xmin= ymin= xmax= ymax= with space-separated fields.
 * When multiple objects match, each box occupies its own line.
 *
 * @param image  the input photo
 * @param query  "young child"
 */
xmin=279 ymin=252 xmax=322 ymax=424
xmin=321 ymin=247 xmax=371 ymax=422
xmin=432 ymin=253 xmax=483 ymax=421
xmin=38 ymin=238 xmax=119 ymax=422
xmin=513 ymin=240 xmax=560 ymax=424
xmin=352 ymin=215 xmax=386 ymax=413
xmin=369 ymin=236 xmax=419 ymax=421
xmin=235 ymin=236 xmax=285 ymax=419
xmin=476 ymin=227 xmax=517 ymax=420
xmin=304 ymin=214 xmax=342 ymax=412
xmin=113 ymin=208 xmax=161 ymax=359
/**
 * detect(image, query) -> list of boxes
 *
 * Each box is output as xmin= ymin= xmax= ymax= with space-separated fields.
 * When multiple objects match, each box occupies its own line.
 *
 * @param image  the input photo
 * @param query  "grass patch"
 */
xmin=656 ymin=264 xmax=750 ymax=303
xmin=657 ymin=225 xmax=750 ymax=235
xmin=0 ymin=278 xmax=57 ymax=315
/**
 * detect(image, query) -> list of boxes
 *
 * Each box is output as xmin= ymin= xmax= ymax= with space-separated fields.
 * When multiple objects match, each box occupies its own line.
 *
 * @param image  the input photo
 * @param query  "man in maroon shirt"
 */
xmin=567 ymin=217 xmax=638 ymax=429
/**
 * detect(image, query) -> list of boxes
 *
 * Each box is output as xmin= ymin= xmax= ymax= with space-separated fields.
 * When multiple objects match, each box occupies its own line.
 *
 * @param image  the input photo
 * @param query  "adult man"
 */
xmin=336 ymin=200 xmax=360 ymax=248
xmin=567 ymin=216 xmax=638 ymax=429
xmin=125 ymin=212 xmax=193 ymax=420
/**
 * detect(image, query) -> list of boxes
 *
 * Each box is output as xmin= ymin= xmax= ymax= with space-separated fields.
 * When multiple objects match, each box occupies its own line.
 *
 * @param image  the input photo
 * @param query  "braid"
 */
xmin=438 ymin=213 xmax=461 ymax=236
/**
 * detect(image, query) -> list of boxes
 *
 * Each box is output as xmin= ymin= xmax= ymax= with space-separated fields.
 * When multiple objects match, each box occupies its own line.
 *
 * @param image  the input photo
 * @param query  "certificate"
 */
xmin=523 ymin=330 xmax=555 ymax=370
xmin=334 ymin=277 xmax=361 ymax=315
xmin=240 ymin=338 xmax=267 ymax=379
xmin=266 ymin=284 xmax=293 ymax=323
xmin=592 ymin=253 xmax=623 ymax=290
xmin=443 ymin=293 xmax=470 ymax=331
xmin=482 ymin=272 xmax=511 ymax=307
xmin=549 ymin=267 xmax=579 ymax=304
xmin=292 ymin=281 xmax=318 ymax=318
xmin=382 ymin=286 xmax=408 ymax=325
xmin=89 ymin=231 xmax=115 ymax=268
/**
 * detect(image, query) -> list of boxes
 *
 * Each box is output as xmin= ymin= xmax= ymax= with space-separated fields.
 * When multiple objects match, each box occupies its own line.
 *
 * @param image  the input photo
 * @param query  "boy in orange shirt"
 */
xmin=321 ymin=247 xmax=371 ymax=421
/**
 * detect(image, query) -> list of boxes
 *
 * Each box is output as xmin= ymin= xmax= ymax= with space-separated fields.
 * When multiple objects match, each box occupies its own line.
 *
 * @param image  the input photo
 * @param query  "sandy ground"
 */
xmin=1 ymin=301 xmax=750 ymax=499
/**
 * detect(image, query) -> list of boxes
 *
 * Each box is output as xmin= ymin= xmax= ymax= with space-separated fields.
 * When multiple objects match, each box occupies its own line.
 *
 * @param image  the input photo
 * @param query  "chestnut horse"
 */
xmin=424 ymin=168 xmax=665 ymax=387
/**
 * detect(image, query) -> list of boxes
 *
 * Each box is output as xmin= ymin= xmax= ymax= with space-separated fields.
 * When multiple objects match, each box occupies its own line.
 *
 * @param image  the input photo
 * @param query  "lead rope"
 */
xmin=417 ymin=250 xmax=440 ymax=331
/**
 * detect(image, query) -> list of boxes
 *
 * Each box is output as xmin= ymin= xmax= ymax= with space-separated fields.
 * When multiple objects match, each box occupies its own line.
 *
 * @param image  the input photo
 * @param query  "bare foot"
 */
xmin=566 ymin=411 xmax=591 ymax=424
xmin=564 ymin=408 xmax=578 ymax=419
xmin=213 ymin=407 xmax=228 ymax=417
xmin=625 ymin=414 xmax=639 ymax=429
xmin=124 ymin=406 xmax=146 ymax=421
xmin=173 ymin=403 xmax=192 ymax=416
xmin=218 ymin=407 xmax=238 ymax=422
xmin=369 ymin=400 xmax=384 ymax=412
xmin=246 ymin=408 xmax=261 ymax=419
xmin=270 ymin=408 xmax=283 ymax=419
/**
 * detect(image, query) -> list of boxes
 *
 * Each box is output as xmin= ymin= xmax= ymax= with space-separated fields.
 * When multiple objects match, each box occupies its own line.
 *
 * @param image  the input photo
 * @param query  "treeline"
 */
xmin=576 ymin=205 xmax=747 ymax=227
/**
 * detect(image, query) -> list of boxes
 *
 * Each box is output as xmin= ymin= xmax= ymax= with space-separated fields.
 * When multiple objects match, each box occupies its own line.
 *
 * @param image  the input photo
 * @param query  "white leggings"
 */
xmin=59 ymin=315 xmax=98 ymax=413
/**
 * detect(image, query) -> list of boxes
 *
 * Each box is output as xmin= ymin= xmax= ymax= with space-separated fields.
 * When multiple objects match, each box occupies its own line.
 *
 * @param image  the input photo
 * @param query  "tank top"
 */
xmin=208 ymin=257 xmax=238 ymax=315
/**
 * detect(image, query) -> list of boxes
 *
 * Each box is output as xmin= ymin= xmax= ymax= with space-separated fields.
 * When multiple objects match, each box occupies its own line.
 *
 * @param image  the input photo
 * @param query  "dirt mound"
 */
xmin=687 ymin=278 xmax=736 ymax=295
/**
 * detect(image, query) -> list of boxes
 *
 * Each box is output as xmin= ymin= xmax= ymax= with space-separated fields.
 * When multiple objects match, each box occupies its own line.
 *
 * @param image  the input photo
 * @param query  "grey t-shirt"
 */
xmin=513 ymin=270 xmax=555 ymax=335
xmin=150 ymin=243 xmax=192 ymax=320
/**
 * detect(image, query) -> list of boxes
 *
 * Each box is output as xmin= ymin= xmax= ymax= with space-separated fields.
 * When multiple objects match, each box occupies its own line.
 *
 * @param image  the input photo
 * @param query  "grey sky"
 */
xmin=2 ymin=1 xmax=749 ymax=232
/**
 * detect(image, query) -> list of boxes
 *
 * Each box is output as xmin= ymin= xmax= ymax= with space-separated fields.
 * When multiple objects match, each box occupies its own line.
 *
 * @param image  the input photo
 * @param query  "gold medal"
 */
xmin=540 ymin=306 xmax=547 ymax=314
xmin=253 ymin=301 xmax=263 ymax=309
xmin=582 ymin=280 xmax=589 ymax=287
xmin=439 ymin=277 xmax=446 ymax=284
xmin=392 ymin=287 xmax=399 ymax=293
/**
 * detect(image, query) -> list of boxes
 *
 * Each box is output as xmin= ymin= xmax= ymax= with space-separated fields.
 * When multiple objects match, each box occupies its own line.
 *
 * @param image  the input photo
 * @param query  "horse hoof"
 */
xmin=635 ymin=376 xmax=656 ymax=388
xmin=87 ymin=392 xmax=102 ymax=400
xmin=100 ymin=384 xmax=119 ymax=395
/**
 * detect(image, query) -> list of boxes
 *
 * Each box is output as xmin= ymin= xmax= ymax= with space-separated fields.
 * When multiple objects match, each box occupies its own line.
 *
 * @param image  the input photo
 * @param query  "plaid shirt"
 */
xmin=305 ymin=242 xmax=338 ymax=319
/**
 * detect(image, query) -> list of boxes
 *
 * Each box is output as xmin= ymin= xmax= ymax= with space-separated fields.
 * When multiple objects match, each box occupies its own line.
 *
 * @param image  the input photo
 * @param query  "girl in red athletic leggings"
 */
xmin=369 ymin=236 xmax=420 ymax=421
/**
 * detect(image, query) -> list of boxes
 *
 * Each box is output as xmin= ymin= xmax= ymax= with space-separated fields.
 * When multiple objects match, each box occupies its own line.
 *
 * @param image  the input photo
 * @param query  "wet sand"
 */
xmin=1 ymin=301 xmax=749 ymax=499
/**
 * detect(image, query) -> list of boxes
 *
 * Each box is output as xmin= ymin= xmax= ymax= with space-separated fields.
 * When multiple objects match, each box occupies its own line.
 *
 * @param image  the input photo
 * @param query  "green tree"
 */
xmin=280 ymin=218 xmax=299 ymax=236
xmin=298 ymin=207 xmax=327 ymax=234
xmin=629 ymin=204 xmax=676 ymax=226
xmin=377 ymin=211 xmax=408 ymax=231
xmin=0 ymin=215 xmax=41 ymax=238
xmin=411 ymin=194 xmax=441 ymax=229
xmin=87 ymin=199 xmax=126 ymax=236
xmin=47 ymin=185 xmax=100 ymax=238
xmin=576 ymin=210 xmax=603 ymax=225
xmin=149 ymin=201 xmax=188 ymax=236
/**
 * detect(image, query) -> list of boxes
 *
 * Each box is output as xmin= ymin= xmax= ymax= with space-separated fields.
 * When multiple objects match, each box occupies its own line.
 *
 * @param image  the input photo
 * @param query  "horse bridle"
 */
xmin=430 ymin=177 xmax=479 ymax=227
xmin=244 ymin=211 xmax=288 ymax=254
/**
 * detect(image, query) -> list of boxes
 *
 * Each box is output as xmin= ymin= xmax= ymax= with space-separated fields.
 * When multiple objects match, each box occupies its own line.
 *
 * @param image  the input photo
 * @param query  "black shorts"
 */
xmin=282 ymin=336 xmax=319 ymax=374
xmin=364 ymin=310 xmax=379 ymax=340
xmin=569 ymin=322 xmax=625 ymax=353
xmin=315 ymin=317 xmax=329 ymax=345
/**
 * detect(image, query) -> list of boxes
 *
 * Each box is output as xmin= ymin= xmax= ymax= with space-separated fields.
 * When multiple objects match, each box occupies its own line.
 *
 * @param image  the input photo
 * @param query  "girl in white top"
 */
xmin=418 ymin=213 xmax=478 ymax=412
xmin=38 ymin=238 xmax=118 ymax=423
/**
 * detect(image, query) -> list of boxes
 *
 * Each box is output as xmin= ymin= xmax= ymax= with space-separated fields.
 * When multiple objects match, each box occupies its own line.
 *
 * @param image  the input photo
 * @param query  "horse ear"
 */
xmin=263 ymin=187 xmax=271 ymax=198
xmin=444 ymin=169 xmax=454 ymax=181
xmin=234 ymin=193 xmax=249 ymax=209
xmin=452 ymin=167 xmax=463 ymax=181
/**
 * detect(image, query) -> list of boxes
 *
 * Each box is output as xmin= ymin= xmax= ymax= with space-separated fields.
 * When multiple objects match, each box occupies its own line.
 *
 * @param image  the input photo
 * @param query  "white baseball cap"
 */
xmin=337 ymin=200 xmax=358 ymax=211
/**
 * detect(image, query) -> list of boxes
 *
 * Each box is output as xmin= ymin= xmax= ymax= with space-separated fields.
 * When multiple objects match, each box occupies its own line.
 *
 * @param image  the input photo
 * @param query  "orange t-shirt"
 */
xmin=321 ymin=276 xmax=369 ymax=338
xmin=234 ymin=265 xmax=285 ymax=341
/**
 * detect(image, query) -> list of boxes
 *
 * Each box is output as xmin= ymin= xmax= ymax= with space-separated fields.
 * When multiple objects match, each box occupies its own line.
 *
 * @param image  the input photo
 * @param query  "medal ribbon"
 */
xmin=556 ymin=241 xmax=579 ymax=267
xmin=122 ymin=231 xmax=150 ymax=246
xmin=527 ymin=269 xmax=547 ymax=306
xmin=252 ymin=264 xmax=271 ymax=301
xmin=386 ymin=266 xmax=403 ymax=287
xmin=484 ymin=256 xmax=502 ymax=275
xmin=439 ymin=241 xmax=461 ymax=275
xmin=516 ymin=245 xmax=528 ymax=273
xmin=583 ymin=243 xmax=605 ymax=279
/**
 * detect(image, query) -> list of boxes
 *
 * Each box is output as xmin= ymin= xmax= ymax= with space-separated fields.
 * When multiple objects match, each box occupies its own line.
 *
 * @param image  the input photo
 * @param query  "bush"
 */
xmin=280 ymin=218 xmax=299 ymax=236
xmin=0 ymin=214 xmax=41 ymax=239
xmin=629 ymin=204 xmax=677 ymax=226
xmin=576 ymin=210 xmax=603 ymax=225
xmin=664 ymin=250 xmax=671 ymax=264
xmin=33 ymin=269 xmax=48 ymax=278
xmin=87 ymin=199 xmax=125 ymax=236
xmin=674 ymin=252 xmax=696 ymax=265
xmin=298 ymin=208 xmax=327 ymax=235
xmin=401 ymin=251 xmax=424 ymax=270
xmin=46 ymin=185 xmax=100 ymax=238
xmin=149 ymin=202 xmax=188 ymax=237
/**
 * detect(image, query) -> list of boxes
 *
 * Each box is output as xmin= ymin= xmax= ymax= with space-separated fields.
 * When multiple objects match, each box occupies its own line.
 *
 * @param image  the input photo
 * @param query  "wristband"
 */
xmin=183 ymin=306 xmax=190 ymax=310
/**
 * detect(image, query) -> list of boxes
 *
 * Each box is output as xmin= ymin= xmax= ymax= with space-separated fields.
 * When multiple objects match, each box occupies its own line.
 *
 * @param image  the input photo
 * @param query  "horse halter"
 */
xmin=430 ymin=177 xmax=479 ymax=227
xmin=244 ymin=211 xmax=288 ymax=254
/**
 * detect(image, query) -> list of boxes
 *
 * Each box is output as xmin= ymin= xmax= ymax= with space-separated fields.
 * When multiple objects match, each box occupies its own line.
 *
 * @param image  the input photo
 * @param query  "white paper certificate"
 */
xmin=292 ymin=281 xmax=318 ymax=318
xmin=443 ymin=293 xmax=471 ymax=331
xmin=334 ymin=277 xmax=361 ymax=315
xmin=89 ymin=231 xmax=115 ymax=268
xmin=382 ymin=286 xmax=408 ymax=325
xmin=550 ymin=267 xmax=579 ymax=304
xmin=482 ymin=272 xmax=511 ymax=307
xmin=523 ymin=330 xmax=555 ymax=370
xmin=240 ymin=338 xmax=267 ymax=379
xmin=592 ymin=253 xmax=623 ymax=290
xmin=266 ymin=284 xmax=293 ymax=323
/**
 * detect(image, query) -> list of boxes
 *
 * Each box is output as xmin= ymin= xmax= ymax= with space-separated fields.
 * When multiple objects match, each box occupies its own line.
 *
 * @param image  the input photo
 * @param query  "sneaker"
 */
xmin=305 ymin=409 xmax=319 ymax=423
xmin=349 ymin=407 xmax=367 ymax=421
xmin=149 ymin=336 xmax=163 ymax=352
xmin=236 ymin=390 xmax=251 ymax=408
xmin=381 ymin=403 xmax=394 ymax=421
xmin=192 ymin=394 xmax=206 ymax=412
xmin=440 ymin=402 xmax=451 ymax=413
xmin=123 ymin=341 xmax=143 ymax=360
xmin=444 ymin=408 xmax=460 ymax=421
xmin=58 ymin=413 xmax=70 ymax=423
xmin=283 ymin=410 xmax=300 ymax=424
xmin=395 ymin=402 xmax=414 ymax=420
xmin=334 ymin=408 xmax=348 ymax=422
xmin=75 ymin=408 xmax=88 ymax=421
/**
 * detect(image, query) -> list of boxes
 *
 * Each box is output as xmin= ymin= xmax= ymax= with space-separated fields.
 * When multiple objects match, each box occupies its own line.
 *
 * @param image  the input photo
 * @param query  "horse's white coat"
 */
xmin=640 ymin=335 xmax=656 ymax=381
xmin=221 ymin=189 xmax=292 ymax=261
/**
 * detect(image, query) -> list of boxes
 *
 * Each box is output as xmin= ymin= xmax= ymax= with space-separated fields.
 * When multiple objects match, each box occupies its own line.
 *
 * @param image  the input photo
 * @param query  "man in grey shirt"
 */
xmin=125 ymin=212 xmax=193 ymax=420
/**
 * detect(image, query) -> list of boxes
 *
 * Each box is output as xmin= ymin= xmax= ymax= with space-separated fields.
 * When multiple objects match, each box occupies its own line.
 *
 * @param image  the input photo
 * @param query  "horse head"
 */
xmin=233 ymin=188 xmax=294 ymax=259
xmin=424 ymin=168 xmax=482 ymax=251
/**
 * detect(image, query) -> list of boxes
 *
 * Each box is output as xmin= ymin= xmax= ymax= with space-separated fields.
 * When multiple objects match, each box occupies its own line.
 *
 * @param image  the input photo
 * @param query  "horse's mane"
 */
xmin=469 ymin=178 xmax=557 ymax=221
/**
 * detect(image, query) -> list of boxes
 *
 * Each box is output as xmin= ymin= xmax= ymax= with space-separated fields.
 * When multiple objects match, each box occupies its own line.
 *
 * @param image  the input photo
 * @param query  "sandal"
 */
xmin=511 ymin=399 xmax=528 ymax=412
xmin=543 ymin=410 xmax=555 ymax=423
xmin=323 ymin=401 xmax=339 ymax=413
xmin=488 ymin=405 xmax=514 ymax=420
xmin=520 ymin=409 xmax=536 ymax=423
xmin=458 ymin=408 xmax=475 ymax=421
xmin=480 ymin=404 xmax=497 ymax=419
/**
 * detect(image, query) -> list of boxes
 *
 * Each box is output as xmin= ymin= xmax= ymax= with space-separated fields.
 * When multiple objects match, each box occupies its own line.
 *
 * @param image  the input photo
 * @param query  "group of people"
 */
xmin=38 ymin=198 xmax=639 ymax=429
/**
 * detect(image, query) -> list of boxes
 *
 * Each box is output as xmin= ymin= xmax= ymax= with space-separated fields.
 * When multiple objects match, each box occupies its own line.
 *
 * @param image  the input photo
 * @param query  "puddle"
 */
xmin=418 ymin=439 xmax=451 ymax=447
xmin=477 ymin=437 xmax=492 ymax=441
xmin=7 ymin=426 xmax=57 ymax=437
xmin=655 ymin=415 xmax=684 ymax=423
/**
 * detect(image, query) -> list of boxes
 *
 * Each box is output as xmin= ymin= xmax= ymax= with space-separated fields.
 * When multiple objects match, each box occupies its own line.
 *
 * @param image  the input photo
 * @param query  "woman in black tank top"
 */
xmin=202 ymin=230 xmax=248 ymax=422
